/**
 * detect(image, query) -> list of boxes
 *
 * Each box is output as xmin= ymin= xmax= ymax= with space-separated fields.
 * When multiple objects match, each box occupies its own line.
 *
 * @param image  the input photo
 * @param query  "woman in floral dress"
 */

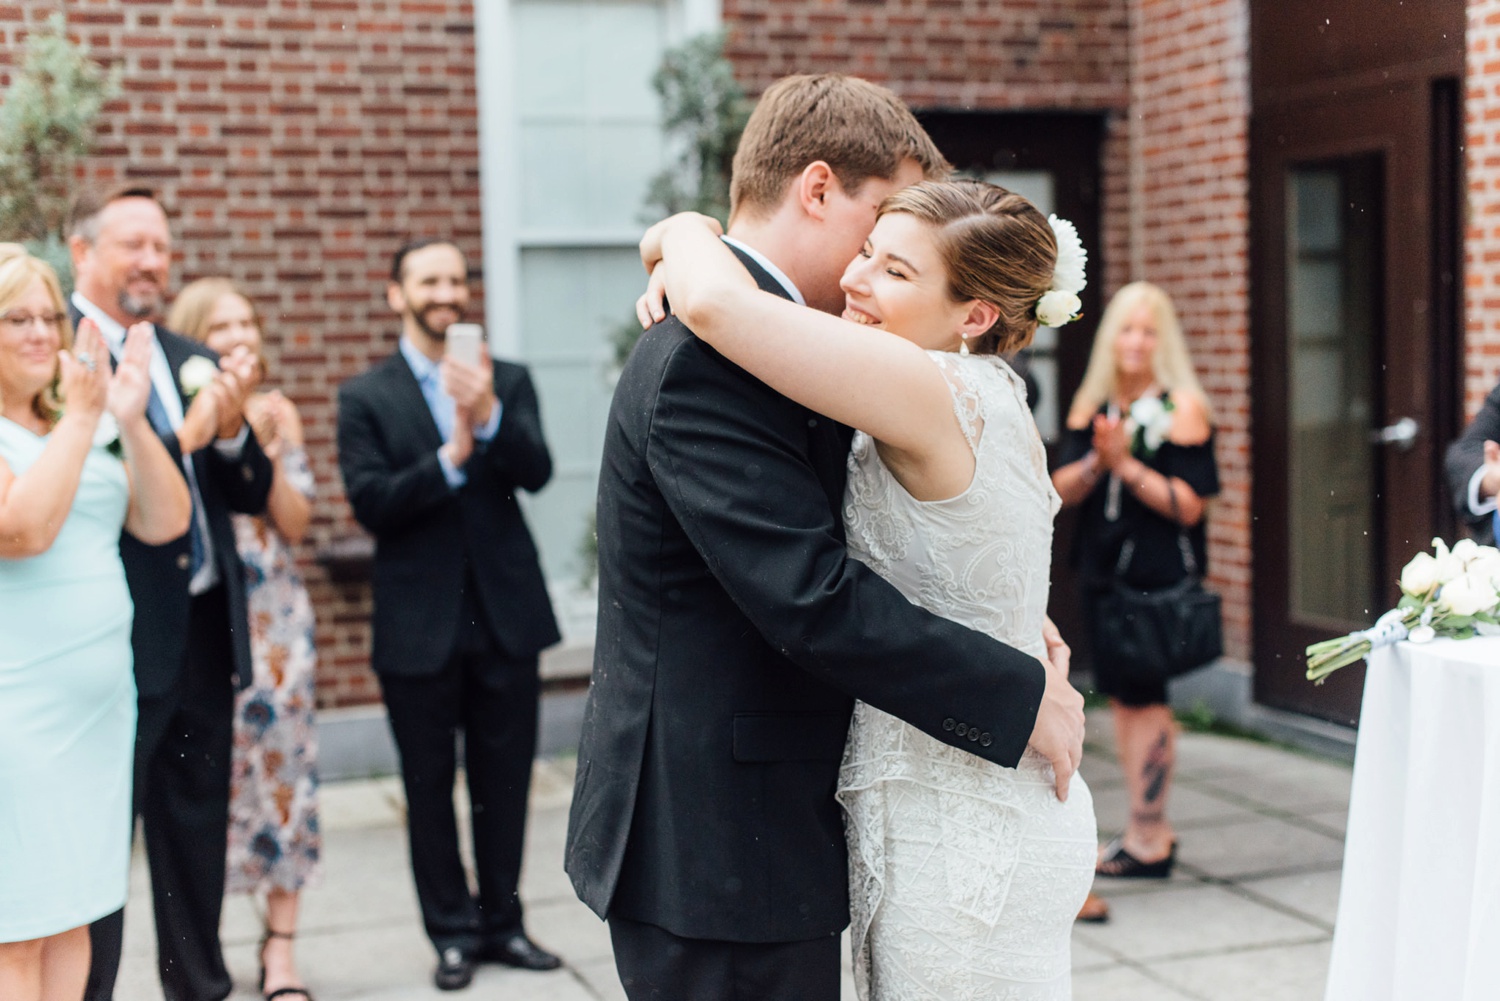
xmin=170 ymin=279 xmax=321 ymax=1001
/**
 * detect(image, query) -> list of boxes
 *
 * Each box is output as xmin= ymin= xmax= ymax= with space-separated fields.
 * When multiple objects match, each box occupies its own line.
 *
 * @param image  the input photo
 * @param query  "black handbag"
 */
xmin=1092 ymin=485 xmax=1223 ymax=682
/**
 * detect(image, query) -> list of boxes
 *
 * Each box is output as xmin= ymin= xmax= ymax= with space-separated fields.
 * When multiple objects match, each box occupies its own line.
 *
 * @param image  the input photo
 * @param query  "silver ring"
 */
xmin=76 ymin=351 xmax=96 ymax=372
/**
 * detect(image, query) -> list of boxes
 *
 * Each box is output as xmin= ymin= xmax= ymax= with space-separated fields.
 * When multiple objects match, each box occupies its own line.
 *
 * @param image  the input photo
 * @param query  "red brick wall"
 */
xmin=723 ymin=0 xmax=1130 ymax=111
xmin=1467 ymin=0 xmax=1500 ymax=416
xmin=1120 ymin=0 xmax=1252 ymax=661
xmin=0 ymin=0 xmax=481 ymax=708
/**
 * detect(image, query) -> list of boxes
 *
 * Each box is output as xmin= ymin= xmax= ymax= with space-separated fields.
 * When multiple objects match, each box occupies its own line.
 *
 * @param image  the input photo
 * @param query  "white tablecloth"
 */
xmin=1325 ymin=637 xmax=1500 ymax=1001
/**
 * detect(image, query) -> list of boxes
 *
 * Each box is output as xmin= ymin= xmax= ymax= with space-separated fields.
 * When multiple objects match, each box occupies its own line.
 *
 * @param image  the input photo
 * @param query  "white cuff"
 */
xmin=1469 ymin=466 xmax=1499 ymax=516
xmin=438 ymin=447 xmax=467 ymax=489
xmin=213 ymin=424 xmax=251 ymax=457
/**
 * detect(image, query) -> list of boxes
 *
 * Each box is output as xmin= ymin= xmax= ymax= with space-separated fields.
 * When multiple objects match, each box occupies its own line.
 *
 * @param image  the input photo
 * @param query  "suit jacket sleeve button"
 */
xmin=979 ymin=733 xmax=992 ymax=747
xmin=176 ymin=553 xmax=191 ymax=570
xmin=968 ymin=729 xmax=980 ymax=742
xmin=955 ymin=723 xmax=968 ymax=738
xmin=942 ymin=718 xmax=956 ymax=732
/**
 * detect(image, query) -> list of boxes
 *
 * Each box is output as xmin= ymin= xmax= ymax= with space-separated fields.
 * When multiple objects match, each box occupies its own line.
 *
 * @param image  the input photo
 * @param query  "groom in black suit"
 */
xmin=337 ymin=239 xmax=562 ymax=991
xmin=70 ymin=187 xmax=274 ymax=1001
xmin=566 ymin=74 xmax=1087 ymax=1000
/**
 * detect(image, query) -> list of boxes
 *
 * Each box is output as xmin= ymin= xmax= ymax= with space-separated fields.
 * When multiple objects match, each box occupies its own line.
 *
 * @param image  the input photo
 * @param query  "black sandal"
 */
xmin=259 ymin=929 xmax=314 ymax=1001
xmin=1096 ymin=836 xmax=1176 ymax=879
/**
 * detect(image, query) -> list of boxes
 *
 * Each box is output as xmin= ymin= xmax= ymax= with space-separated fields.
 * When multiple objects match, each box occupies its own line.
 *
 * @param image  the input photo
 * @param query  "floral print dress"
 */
xmin=226 ymin=447 xmax=322 ymax=894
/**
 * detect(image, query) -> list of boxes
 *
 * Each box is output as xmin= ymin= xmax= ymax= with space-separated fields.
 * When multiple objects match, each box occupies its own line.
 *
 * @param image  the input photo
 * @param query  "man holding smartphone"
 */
xmin=337 ymin=239 xmax=563 ymax=991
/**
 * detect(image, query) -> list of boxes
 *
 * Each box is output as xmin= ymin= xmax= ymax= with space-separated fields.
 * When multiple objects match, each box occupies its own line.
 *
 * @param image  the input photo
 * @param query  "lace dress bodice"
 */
xmin=835 ymin=352 xmax=1095 ymax=1000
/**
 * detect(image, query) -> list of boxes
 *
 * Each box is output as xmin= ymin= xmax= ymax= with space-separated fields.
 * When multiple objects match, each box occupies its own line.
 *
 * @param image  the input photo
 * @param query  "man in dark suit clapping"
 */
xmin=70 ymin=187 xmax=274 ymax=1001
xmin=1446 ymin=380 xmax=1500 ymax=545
xmin=337 ymin=239 xmax=562 ymax=992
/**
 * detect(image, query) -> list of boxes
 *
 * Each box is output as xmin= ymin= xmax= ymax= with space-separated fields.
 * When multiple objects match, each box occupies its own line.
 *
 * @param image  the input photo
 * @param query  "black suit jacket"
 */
xmin=1446 ymin=380 xmax=1500 ymax=545
xmin=565 ymin=250 xmax=1047 ymax=944
xmin=337 ymin=349 xmax=561 ymax=675
xmin=71 ymin=306 xmax=275 ymax=698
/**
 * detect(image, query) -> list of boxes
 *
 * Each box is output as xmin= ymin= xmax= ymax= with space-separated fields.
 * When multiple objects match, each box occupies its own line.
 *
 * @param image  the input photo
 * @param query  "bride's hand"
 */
xmin=639 ymin=211 xmax=724 ymax=276
xmin=635 ymin=264 xmax=669 ymax=329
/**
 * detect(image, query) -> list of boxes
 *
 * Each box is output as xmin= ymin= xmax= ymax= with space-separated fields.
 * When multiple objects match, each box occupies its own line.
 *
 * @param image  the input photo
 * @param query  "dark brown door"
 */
xmin=917 ymin=112 xmax=1105 ymax=666
xmin=1250 ymin=73 xmax=1462 ymax=722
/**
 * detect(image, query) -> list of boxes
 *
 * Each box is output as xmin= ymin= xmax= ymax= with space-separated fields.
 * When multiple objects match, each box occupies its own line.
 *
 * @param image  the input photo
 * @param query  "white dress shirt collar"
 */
xmin=721 ymin=236 xmax=806 ymax=306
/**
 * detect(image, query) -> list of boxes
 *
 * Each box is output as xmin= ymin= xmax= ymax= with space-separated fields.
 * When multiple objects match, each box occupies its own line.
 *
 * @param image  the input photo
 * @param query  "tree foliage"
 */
xmin=0 ymin=13 xmax=120 ymax=286
xmin=640 ymin=31 xmax=750 ymax=225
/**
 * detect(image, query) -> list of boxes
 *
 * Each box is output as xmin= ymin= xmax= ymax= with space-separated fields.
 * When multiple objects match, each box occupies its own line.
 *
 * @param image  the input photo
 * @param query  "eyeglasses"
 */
xmin=0 ymin=312 xmax=67 ymax=333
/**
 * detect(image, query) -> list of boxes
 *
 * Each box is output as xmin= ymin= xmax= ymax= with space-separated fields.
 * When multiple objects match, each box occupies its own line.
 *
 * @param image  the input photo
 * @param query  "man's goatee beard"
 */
xmin=118 ymin=290 xmax=158 ymax=320
xmin=415 ymin=305 xmax=463 ymax=341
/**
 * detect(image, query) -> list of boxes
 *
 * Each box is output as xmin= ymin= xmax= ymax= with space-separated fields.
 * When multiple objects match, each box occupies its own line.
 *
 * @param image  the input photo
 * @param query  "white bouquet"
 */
xmin=1306 ymin=538 xmax=1500 ymax=683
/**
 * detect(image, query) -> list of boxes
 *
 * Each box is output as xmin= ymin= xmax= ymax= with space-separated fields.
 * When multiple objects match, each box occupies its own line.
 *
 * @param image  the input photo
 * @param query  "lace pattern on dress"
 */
xmin=836 ymin=352 xmax=1094 ymax=1000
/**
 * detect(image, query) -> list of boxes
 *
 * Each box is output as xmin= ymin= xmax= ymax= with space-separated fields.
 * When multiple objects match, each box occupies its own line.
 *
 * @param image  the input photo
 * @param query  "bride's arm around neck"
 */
xmin=650 ymin=216 xmax=969 ymax=480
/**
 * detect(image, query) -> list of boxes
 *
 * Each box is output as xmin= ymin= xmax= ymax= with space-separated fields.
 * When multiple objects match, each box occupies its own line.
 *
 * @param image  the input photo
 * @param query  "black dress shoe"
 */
xmin=479 ymin=933 xmax=562 ymax=971
xmin=433 ymin=947 xmax=475 ymax=991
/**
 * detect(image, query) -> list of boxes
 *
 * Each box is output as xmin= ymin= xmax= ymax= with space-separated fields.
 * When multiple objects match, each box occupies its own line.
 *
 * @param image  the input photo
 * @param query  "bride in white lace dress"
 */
xmin=640 ymin=179 xmax=1097 ymax=999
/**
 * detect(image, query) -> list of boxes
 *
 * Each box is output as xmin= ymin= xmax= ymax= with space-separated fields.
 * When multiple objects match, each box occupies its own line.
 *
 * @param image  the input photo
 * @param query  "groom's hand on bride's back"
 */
xmin=1029 ymin=656 xmax=1086 ymax=802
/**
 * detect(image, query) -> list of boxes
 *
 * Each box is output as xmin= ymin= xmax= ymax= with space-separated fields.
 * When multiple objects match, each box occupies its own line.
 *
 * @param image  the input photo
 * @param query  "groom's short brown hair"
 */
xmin=729 ymin=74 xmax=950 ymax=222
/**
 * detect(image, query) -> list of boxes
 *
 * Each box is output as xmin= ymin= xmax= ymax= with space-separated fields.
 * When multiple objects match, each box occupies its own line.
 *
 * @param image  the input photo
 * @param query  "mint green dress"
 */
xmin=0 ymin=416 xmax=136 ymax=942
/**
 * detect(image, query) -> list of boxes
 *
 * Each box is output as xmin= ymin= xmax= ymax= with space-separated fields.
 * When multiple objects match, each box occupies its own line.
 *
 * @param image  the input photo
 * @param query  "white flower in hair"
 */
xmin=1048 ymin=214 xmax=1087 ymax=295
xmin=1036 ymin=290 xmax=1082 ymax=327
xmin=1035 ymin=214 xmax=1088 ymax=327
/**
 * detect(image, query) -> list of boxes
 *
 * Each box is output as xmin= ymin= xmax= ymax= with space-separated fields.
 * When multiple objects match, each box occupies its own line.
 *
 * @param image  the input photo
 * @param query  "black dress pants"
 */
xmin=378 ymin=585 xmax=541 ymax=955
xmin=608 ymin=915 xmax=841 ymax=1001
xmin=86 ymin=586 xmax=236 ymax=1001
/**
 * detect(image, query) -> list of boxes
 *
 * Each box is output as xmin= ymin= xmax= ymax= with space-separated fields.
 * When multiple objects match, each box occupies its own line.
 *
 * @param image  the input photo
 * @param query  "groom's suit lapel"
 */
xmin=721 ymin=243 xmax=854 ymax=521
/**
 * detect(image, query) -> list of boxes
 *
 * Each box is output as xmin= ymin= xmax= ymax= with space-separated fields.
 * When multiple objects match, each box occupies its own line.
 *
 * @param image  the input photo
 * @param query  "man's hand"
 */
xmin=1042 ymin=615 xmax=1071 ymax=678
xmin=441 ymin=356 xmax=496 ymax=428
xmin=1029 ymin=657 xmax=1086 ymax=802
xmin=440 ymin=403 xmax=475 ymax=470
xmin=1482 ymin=439 xmax=1500 ymax=501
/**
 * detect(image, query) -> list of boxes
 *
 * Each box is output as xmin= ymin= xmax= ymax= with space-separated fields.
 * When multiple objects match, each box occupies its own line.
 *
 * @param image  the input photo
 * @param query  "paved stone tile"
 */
xmin=573 ymin=957 xmax=628 ymax=1001
xmin=1189 ymin=758 xmax=1353 ymax=815
xmin=1071 ymin=935 xmax=1117 ymax=973
xmin=1174 ymin=815 xmax=1346 ymax=881
xmin=1074 ymin=962 xmax=1201 ymax=1000
xmin=320 ymin=776 xmax=407 ymax=832
xmin=1239 ymin=869 xmax=1343 ymax=929
xmin=1072 ymin=883 xmax=1327 ymax=963
xmin=1150 ymin=939 xmax=1333 ymax=1001
xmin=1090 ymin=777 xmax=1264 ymax=835
xmin=1301 ymin=807 xmax=1348 ymax=838
xmin=1174 ymin=733 xmax=1326 ymax=781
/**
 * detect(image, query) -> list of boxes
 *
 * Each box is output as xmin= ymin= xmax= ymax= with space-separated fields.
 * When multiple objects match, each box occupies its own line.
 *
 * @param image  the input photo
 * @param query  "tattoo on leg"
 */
xmin=1141 ymin=732 xmax=1170 ymax=804
xmin=1131 ymin=807 xmax=1164 ymax=827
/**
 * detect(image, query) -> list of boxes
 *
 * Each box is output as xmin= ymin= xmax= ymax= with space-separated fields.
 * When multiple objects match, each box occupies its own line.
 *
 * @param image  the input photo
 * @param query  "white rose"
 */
xmin=1400 ymin=551 xmax=1440 ymax=598
xmin=1452 ymin=538 xmax=1481 ymax=566
xmin=1438 ymin=573 xmax=1500 ymax=617
xmin=179 ymin=355 xmax=219 ymax=397
xmin=1036 ymin=290 xmax=1081 ymax=327
xmin=1468 ymin=549 xmax=1500 ymax=589
xmin=1431 ymin=538 xmax=1465 ymax=584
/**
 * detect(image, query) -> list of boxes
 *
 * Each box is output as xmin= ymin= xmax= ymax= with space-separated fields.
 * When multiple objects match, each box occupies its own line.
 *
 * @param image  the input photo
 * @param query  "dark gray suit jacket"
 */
xmin=1446 ymin=380 xmax=1500 ymax=545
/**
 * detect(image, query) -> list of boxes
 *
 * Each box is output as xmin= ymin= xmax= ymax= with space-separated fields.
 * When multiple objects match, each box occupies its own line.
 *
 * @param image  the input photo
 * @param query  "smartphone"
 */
xmin=445 ymin=323 xmax=484 ymax=367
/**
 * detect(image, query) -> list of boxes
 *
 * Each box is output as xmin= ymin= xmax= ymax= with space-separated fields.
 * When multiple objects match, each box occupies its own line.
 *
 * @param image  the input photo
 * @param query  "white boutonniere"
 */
xmin=1127 ymin=395 xmax=1175 ymax=457
xmin=179 ymin=355 xmax=218 ymax=398
xmin=94 ymin=411 xmax=123 ymax=458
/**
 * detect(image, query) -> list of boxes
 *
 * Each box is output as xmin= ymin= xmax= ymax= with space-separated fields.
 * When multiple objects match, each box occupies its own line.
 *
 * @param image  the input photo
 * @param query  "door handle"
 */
xmin=1370 ymin=416 xmax=1419 ymax=450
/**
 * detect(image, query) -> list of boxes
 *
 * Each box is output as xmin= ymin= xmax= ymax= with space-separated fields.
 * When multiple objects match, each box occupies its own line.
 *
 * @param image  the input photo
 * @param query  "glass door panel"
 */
xmin=1285 ymin=159 xmax=1382 ymax=628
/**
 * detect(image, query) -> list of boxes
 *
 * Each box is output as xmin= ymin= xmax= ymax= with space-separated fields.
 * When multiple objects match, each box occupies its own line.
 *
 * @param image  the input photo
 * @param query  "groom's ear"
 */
xmin=386 ymin=282 xmax=406 ymax=315
xmin=796 ymin=161 xmax=837 ymax=221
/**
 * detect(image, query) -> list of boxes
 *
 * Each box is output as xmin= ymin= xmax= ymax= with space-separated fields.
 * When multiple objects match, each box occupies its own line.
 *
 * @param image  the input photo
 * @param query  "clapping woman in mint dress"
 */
xmin=0 ymin=247 xmax=191 ymax=1001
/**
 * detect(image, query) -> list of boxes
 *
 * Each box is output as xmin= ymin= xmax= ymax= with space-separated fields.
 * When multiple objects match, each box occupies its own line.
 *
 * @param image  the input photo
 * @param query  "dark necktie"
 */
xmin=146 ymin=383 xmax=206 ymax=579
